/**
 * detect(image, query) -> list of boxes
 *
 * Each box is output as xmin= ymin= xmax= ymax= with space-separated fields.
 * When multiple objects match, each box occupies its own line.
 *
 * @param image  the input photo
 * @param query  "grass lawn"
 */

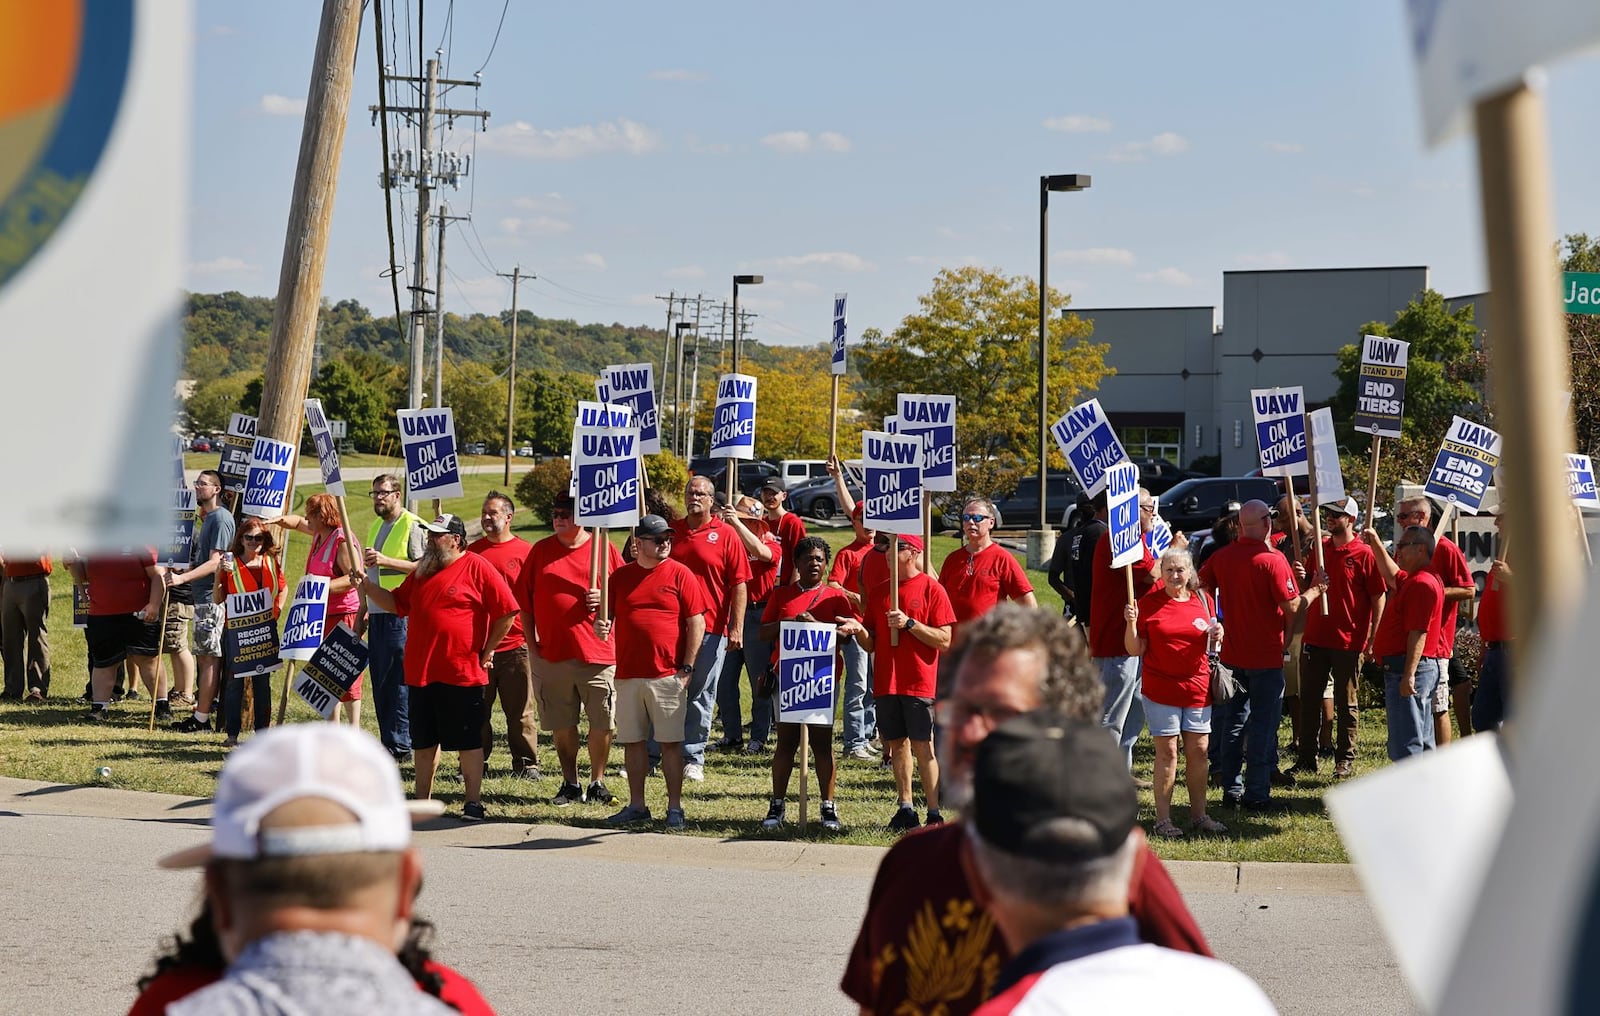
xmin=0 ymin=479 xmax=1404 ymax=861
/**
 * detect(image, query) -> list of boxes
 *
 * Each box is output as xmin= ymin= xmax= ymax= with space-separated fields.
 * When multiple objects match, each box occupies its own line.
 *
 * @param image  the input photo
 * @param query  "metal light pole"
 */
xmin=673 ymin=320 xmax=692 ymax=455
xmin=1032 ymin=173 xmax=1091 ymax=569
xmin=727 ymin=274 xmax=763 ymax=500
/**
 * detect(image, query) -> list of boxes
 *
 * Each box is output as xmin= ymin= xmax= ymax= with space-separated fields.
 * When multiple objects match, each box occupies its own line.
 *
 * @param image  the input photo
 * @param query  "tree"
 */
xmin=521 ymin=368 xmax=593 ymax=453
xmin=442 ymin=360 xmax=508 ymax=447
xmin=184 ymin=372 xmax=253 ymax=433
xmin=309 ymin=359 xmax=390 ymax=452
xmin=748 ymin=347 xmax=847 ymax=460
xmin=1561 ymin=234 xmax=1600 ymax=458
xmin=854 ymin=266 xmax=1112 ymax=498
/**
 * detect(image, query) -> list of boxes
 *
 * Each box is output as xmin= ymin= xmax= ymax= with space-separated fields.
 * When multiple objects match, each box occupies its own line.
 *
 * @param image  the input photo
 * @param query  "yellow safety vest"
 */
xmin=366 ymin=510 xmax=421 ymax=590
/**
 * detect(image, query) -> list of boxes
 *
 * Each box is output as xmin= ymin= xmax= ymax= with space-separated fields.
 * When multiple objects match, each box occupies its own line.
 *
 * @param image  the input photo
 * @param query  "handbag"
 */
xmin=1197 ymin=589 xmax=1238 ymax=705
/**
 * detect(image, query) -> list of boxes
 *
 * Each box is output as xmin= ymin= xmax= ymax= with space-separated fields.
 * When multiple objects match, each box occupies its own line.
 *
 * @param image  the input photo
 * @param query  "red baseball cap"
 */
xmin=896 ymin=533 xmax=924 ymax=552
xmin=850 ymin=502 xmax=864 ymax=520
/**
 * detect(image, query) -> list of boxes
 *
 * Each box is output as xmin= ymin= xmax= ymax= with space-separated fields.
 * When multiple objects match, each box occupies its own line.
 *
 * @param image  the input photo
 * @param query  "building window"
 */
xmin=1119 ymin=426 xmax=1182 ymax=464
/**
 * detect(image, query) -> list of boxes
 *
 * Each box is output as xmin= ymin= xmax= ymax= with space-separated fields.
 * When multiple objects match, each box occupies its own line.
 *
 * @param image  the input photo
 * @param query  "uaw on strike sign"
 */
xmin=1051 ymin=398 xmax=1129 ymax=497
xmin=573 ymin=415 xmax=641 ymax=529
xmin=862 ymin=432 xmax=922 ymax=536
xmin=777 ymin=621 xmax=836 ymax=726
xmin=1251 ymin=386 xmax=1308 ymax=478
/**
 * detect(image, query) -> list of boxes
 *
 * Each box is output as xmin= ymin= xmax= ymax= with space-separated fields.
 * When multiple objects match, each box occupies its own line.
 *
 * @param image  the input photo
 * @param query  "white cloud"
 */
xmin=478 ymin=118 xmax=663 ymax=160
xmin=1107 ymin=131 xmax=1190 ymax=162
xmin=760 ymin=131 xmax=851 ymax=154
xmin=259 ymin=94 xmax=305 ymax=117
xmin=1043 ymin=114 xmax=1112 ymax=133
xmin=1055 ymin=247 xmax=1136 ymax=267
xmin=1136 ymin=267 xmax=1195 ymax=287
xmin=817 ymin=131 xmax=852 ymax=152
xmin=1262 ymin=140 xmax=1305 ymax=155
xmin=189 ymin=256 xmax=254 ymax=274
xmin=769 ymin=251 xmax=877 ymax=272
xmin=649 ymin=68 xmax=710 ymax=82
xmin=499 ymin=216 xmax=571 ymax=238
xmin=665 ymin=265 xmax=706 ymax=280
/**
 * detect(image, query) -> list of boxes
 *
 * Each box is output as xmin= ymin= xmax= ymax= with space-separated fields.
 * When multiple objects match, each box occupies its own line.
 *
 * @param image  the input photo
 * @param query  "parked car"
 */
xmin=464 ymin=441 xmax=487 ymax=456
xmin=953 ymin=473 xmax=1083 ymax=530
xmin=1130 ymin=456 xmax=1202 ymax=495
xmin=789 ymin=467 xmax=865 ymax=520
xmin=1157 ymin=476 xmax=1283 ymax=533
xmin=695 ymin=460 xmax=782 ymax=498
xmin=189 ymin=436 xmax=212 ymax=453
xmin=775 ymin=459 xmax=831 ymax=490
xmin=516 ymin=445 xmax=533 ymax=457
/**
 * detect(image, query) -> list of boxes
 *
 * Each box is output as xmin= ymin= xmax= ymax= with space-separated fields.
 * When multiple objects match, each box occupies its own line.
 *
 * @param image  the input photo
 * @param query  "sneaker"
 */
xmin=924 ymin=809 xmax=946 ymax=827
xmin=847 ymin=745 xmax=876 ymax=762
xmin=684 ymin=763 xmax=705 ymax=783
xmin=607 ymin=804 xmax=652 ymax=826
xmin=511 ymin=767 xmax=541 ymax=783
xmin=1271 ymin=768 xmax=1298 ymax=787
xmin=1333 ymin=762 xmax=1355 ymax=779
xmin=887 ymin=805 xmax=920 ymax=833
xmin=122 ymin=689 xmax=140 ymax=703
xmin=585 ymin=781 xmax=614 ymax=806
xmin=24 ymin=688 xmax=44 ymax=703
xmin=392 ymin=750 xmax=414 ymax=766
xmin=820 ymin=802 xmax=843 ymax=832
xmin=1318 ymin=745 xmax=1336 ymax=759
xmin=743 ymin=740 xmax=766 ymax=755
xmin=167 ymin=691 xmax=193 ymax=708
xmin=154 ymin=701 xmax=173 ymax=721
xmin=713 ymin=736 xmax=742 ymax=752
xmin=761 ymin=799 xmax=786 ymax=829
xmin=1240 ymin=798 xmax=1287 ymax=813
xmin=462 ymin=801 xmax=487 ymax=822
xmin=878 ymin=754 xmax=893 ymax=771
xmin=221 ymin=737 xmax=238 ymax=749
xmin=172 ymin=715 xmax=208 ymax=733
xmin=552 ymin=782 xmax=584 ymax=807
xmin=665 ymin=807 xmax=686 ymax=831
xmin=83 ymin=706 xmax=109 ymax=723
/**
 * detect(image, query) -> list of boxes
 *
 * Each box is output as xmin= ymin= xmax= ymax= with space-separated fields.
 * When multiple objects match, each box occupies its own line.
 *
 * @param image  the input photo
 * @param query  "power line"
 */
xmin=371 ymin=0 xmax=406 ymax=346
xmin=475 ymin=0 xmax=510 ymax=75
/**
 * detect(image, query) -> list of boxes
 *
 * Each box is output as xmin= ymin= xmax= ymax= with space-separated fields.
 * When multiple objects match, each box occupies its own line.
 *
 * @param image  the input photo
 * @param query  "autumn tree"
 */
xmin=747 ymin=346 xmax=857 ymax=460
xmin=520 ymin=368 xmax=594 ymax=453
xmin=443 ymin=360 xmax=508 ymax=447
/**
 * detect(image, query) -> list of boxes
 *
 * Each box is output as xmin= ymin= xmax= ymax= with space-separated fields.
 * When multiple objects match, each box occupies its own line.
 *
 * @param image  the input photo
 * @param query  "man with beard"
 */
xmin=359 ymin=475 xmax=427 ymax=761
xmin=355 ymin=515 xmax=519 ymax=821
xmin=841 ymin=604 xmax=1210 ymax=1015
xmin=467 ymin=492 xmax=540 ymax=781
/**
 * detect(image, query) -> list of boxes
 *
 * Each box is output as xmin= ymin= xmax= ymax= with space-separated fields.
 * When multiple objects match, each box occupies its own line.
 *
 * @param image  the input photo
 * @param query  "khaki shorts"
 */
xmin=1283 ymin=634 xmax=1304 ymax=697
xmin=614 ymin=674 xmax=685 ymax=744
xmin=533 ymin=658 xmax=616 ymax=733
xmin=161 ymin=599 xmax=195 ymax=655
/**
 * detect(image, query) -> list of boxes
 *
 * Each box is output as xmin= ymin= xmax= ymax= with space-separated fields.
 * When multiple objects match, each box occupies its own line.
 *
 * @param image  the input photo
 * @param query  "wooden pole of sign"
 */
xmin=1124 ymin=563 xmax=1135 ymax=608
xmin=1366 ymin=436 xmax=1383 ymax=532
xmin=1474 ymin=85 xmax=1578 ymax=690
xmin=922 ymin=501 xmax=933 ymax=576
xmin=828 ymin=376 xmax=841 ymax=460
xmin=1304 ymin=415 xmax=1328 ymax=616
xmin=598 ymin=531 xmax=612 ymax=623
xmin=1576 ymin=505 xmax=1594 ymax=567
xmin=276 ymin=662 xmax=296 ymax=725
xmin=889 ymin=552 xmax=901 ymax=647
xmin=148 ymin=596 xmax=170 ymax=731
xmin=588 ymin=528 xmax=602 ymax=589
xmin=798 ymin=727 xmax=810 ymax=833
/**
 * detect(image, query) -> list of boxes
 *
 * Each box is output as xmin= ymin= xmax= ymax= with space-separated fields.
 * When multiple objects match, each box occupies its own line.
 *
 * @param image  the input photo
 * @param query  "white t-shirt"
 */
xmin=978 ymin=943 xmax=1278 ymax=1015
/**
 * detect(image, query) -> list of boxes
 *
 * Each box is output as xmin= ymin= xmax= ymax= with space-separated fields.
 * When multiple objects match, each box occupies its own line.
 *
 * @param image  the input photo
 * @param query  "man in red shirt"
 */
xmin=355 ymin=514 xmax=519 ymax=822
xmin=1 ymin=552 xmax=52 ymax=700
xmin=595 ymin=514 xmax=709 ymax=831
xmin=757 ymin=477 xmax=808 ymax=586
xmin=1471 ymin=506 xmax=1512 ymax=731
xmin=523 ymin=493 xmax=623 ymax=807
xmin=1088 ymin=487 xmax=1159 ymax=772
xmin=1293 ymin=497 xmax=1386 ymax=779
xmin=1199 ymin=500 xmax=1322 ymax=809
xmin=826 ymin=463 xmax=878 ymax=760
xmin=68 ymin=549 xmax=166 ymax=721
xmin=1395 ymin=496 xmax=1475 ymax=746
xmin=938 ymin=496 xmax=1036 ymax=641
xmin=670 ymin=476 xmax=752 ymax=781
xmin=714 ymin=495 xmax=781 ymax=753
xmin=841 ymin=604 xmax=1211 ymax=1015
xmin=857 ymin=532 xmax=955 ymax=831
xmin=1364 ymin=525 xmax=1446 ymax=760
xmin=467 ymin=492 xmax=540 ymax=781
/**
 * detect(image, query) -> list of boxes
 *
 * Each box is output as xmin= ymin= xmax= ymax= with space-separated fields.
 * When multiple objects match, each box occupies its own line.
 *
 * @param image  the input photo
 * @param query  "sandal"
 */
xmin=1152 ymin=818 xmax=1185 ymax=838
xmin=1191 ymin=814 xmax=1228 ymax=835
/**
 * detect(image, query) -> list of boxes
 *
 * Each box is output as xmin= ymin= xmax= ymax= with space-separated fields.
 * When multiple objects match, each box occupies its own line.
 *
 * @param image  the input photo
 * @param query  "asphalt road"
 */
xmin=0 ymin=778 xmax=1414 ymax=1015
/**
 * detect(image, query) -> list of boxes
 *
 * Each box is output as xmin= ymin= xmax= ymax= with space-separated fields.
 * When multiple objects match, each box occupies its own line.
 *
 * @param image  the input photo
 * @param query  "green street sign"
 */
xmin=1565 ymin=272 xmax=1600 ymax=315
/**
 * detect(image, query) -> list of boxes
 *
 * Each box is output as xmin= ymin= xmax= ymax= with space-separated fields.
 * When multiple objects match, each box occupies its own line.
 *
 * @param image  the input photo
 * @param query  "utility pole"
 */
xmin=431 ymin=205 xmax=471 ymax=408
xmin=715 ymin=302 xmax=729 ymax=372
xmin=499 ymin=266 xmax=526 ymax=486
xmin=673 ymin=321 xmax=692 ymax=455
xmin=657 ymin=291 xmax=677 ymax=409
xmin=685 ymin=336 xmax=703 ymax=461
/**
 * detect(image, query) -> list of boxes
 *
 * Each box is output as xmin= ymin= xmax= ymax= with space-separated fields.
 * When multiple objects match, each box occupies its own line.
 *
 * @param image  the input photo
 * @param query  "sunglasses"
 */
xmin=960 ymin=514 xmax=991 ymax=523
xmin=642 ymin=534 xmax=673 ymax=545
xmin=242 ymin=533 xmax=265 ymax=542
xmin=550 ymin=509 xmax=574 ymax=519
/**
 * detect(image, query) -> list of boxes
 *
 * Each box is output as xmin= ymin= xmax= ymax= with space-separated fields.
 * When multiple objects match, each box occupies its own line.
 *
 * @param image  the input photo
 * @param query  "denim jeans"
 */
xmin=1471 ymin=644 xmax=1511 ymax=733
xmin=1384 ymin=655 xmax=1442 ymax=761
xmin=1216 ymin=666 xmax=1285 ymax=804
xmin=839 ymin=634 xmax=875 ymax=751
xmin=680 ymin=632 xmax=728 ymax=767
xmin=367 ymin=613 xmax=411 ymax=756
xmin=222 ymin=670 xmax=271 ymax=739
xmin=1095 ymin=656 xmax=1143 ymax=771
xmin=716 ymin=610 xmax=774 ymax=746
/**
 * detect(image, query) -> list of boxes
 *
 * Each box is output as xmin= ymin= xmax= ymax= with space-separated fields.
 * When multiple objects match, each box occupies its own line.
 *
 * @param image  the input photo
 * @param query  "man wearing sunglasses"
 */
xmin=938 ymin=497 xmax=1036 ymax=642
xmin=359 ymin=475 xmax=427 ymax=762
xmin=1363 ymin=525 xmax=1446 ymax=760
xmin=1394 ymin=496 xmax=1475 ymax=747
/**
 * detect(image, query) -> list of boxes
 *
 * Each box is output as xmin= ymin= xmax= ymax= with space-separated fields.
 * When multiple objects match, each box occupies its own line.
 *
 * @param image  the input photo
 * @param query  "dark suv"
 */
xmin=1157 ymin=477 xmax=1284 ymax=533
xmin=693 ymin=460 xmax=781 ymax=497
xmin=1132 ymin=457 xmax=1200 ymax=495
xmin=975 ymin=473 xmax=1083 ymax=529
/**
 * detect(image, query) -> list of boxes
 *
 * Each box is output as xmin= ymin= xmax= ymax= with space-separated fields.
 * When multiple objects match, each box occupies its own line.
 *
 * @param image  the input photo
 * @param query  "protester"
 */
xmin=70 ymin=549 xmax=166 ymax=721
xmin=594 ymin=515 xmax=708 ymax=830
xmin=150 ymin=724 xmax=464 ymax=1015
xmin=1292 ymin=497 xmax=1385 ymax=778
xmin=268 ymin=492 xmax=364 ymax=725
xmin=841 ymin=604 xmax=1212 ymax=1015
xmin=167 ymin=470 xmax=234 ymax=733
xmin=1046 ymin=491 xmax=1097 ymax=625
xmin=1472 ymin=506 xmax=1513 ymax=732
xmin=620 ymin=487 xmax=678 ymax=563
xmin=856 ymin=532 xmax=955 ymax=832
xmin=213 ymin=518 xmax=287 ymax=747
xmin=523 ymin=494 xmax=622 ymax=806
xmin=757 ymin=477 xmax=808 ymax=586
xmin=466 ymin=491 xmax=541 ymax=781
xmin=1199 ymin=500 xmax=1322 ymax=809
xmin=1273 ymin=495 xmax=1317 ymax=761
xmin=964 ymin=712 xmax=1277 ymax=1015
xmin=670 ymin=476 xmax=751 ymax=782
xmin=1193 ymin=501 xmax=1241 ymax=571
xmin=714 ymin=494 xmax=781 ymax=753
xmin=1364 ymin=525 xmax=1446 ymax=761
xmin=1 ymin=551 xmax=51 ymax=700
xmin=1395 ymin=496 xmax=1475 ymax=746
xmin=758 ymin=536 xmax=865 ymax=832
xmin=157 ymin=573 xmax=197 ymax=719
xmin=824 ymin=456 xmax=878 ymax=760
xmin=1088 ymin=487 xmax=1159 ymax=773
xmin=355 ymin=514 xmax=519 ymax=821
xmin=939 ymin=497 xmax=1037 ymax=640
xmin=1122 ymin=548 xmax=1227 ymax=837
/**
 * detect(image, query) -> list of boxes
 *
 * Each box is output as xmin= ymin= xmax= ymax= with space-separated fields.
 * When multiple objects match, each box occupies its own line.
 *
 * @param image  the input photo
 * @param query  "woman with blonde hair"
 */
xmin=267 ymin=493 xmax=364 ymax=724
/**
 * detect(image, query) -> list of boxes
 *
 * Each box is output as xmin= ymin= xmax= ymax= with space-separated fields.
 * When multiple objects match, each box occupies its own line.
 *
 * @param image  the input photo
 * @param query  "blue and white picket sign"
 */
xmin=1107 ymin=462 xmax=1143 ymax=569
xmin=280 ymin=575 xmax=330 ymax=662
xmin=1146 ymin=515 xmax=1173 ymax=556
xmin=223 ymin=587 xmax=281 ymax=677
xmin=603 ymin=362 xmax=661 ymax=455
xmin=831 ymin=293 xmax=848 ymax=376
xmin=303 ymin=398 xmax=345 ymax=496
xmin=218 ymin=412 xmax=257 ymax=497
xmin=883 ymin=415 xmax=899 ymax=434
xmin=1424 ymin=416 xmax=1501 ymax=515
xmin=571 ymin=401 xmax=633 ymax=497
xmin=162 ymin=488 xmax=196 ymax=568
xmin=896 ymin=393 xmax=957 ymax=493
xmin=1251 ymin=386 xmax=1309 ymax=478
xmin=708 ymin=373 xmax=758 ymax=459
xmin=1352 ymin=335 xmax=1409 ymax=439
xmin=573 ymin=416 xmax=642 ymax=529
xmin=242 ymin=436 xmax=296 ymax=519
xmin=1051 ymin=398 xmax=1130 ymax=497
xmin=294 ymin=623 xmax=369 ymax=720
xmin=397 ymin=407 xmax=464 ymax=500
xmin=1568 ymin=453 xmax=1600 ymax=511
xmin=861 ymin=431 xmax=923 ymax=537
xmin=596 ymin=371 xmax=613 ymax=404
xmin=777 ymin=621 xmax=837 ymax=726
xmin=1309 ymin=407 xmax=1347 ymax=506
xmin=72 ymin=584 xmax=89 ymax=630
xmin=171 ymin=435 xmax=187 ymax=488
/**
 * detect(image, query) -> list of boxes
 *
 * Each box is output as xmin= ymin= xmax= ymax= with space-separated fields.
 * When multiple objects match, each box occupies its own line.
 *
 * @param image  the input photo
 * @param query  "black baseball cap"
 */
xmin=634 ymin=514 xmax=671 ymax=538
xmin=551 ymin=493 xmax=575 ymax=512
xmin=973 ymin=712 xmax=1137 ymax=863
xmin=759 ymin=478 xmax=785 ymax=493
xmin=423 ymin=514 xmax=467 ymax=539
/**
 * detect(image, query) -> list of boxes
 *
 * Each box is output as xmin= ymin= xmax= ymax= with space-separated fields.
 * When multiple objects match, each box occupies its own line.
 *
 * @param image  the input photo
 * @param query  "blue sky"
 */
xmin=188 ymin=2 xmax=1600 ymax=346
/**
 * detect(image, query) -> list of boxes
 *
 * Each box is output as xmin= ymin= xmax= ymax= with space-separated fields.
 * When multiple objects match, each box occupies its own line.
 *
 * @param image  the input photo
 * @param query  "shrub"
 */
xmin=515 ymin=459 xmax=572 ymax=524
xmin=642 ymin=451 xmax=689 ymax=516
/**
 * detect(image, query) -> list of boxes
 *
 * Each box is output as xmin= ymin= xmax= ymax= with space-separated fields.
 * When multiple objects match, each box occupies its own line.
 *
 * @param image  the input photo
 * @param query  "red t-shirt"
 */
xmin=669 ymin=517 xmax=751 ymax=636
xmin=828 ymin=535 xmax=872 ymax=597
xmin=1199 ymin=536 xmax=1299 ymax=670
xmin=866 ymin=571 xmax=956 ymax=699
xmin=2 ymin=555 xmax=50 ymax=579
xmin=608 ymin=558 xmax=709 ymax=679
xmin=1373 ymin=567 xmax=1444 ymax=659
xmin=86 ymin=549 xmax=158 ymax=616
xmin=1087 ymin=535 xmax=1156 ymax=658
xmin=522 ymin=533 xmax=622 ymax=665
xmin=840 ymin=823 xmax=1212 ymax=1015
xmin=741 ymin=520 xmax=785 ymax=605
xmin=769 ymin=510 xmax=808 ymax=585
xmin=1478 ymin=570 xmax=1509 ymax=644
xmin=1135 ymin=588 xmax=1212 ymax=708
xmin=859 ymin=544 xmax=890 ymax=604
xmin=938 ymin=542 xmax=1034 ymax=628
xmin=391 ymin=552 xmax=520 ymax=688
xmin=1430 ymin=536 xmax=1473 ymax=657
xmin=762 ymin=582 xmax=857 ymax=668
xmin=467 ymin=536 xmax=532 ymax=652
xmin=1302 ymin=538 xmax=1387 ymax=652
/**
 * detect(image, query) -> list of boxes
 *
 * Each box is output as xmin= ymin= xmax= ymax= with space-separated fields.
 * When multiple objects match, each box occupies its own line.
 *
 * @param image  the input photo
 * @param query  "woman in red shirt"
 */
xmin=213 ymin=519 xmax=287 ymax=747
xmin=1123 ymin=547 xmax=1227 ymax=838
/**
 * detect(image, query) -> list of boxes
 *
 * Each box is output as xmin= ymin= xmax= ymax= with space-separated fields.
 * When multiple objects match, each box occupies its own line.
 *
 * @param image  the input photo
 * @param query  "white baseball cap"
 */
xmin=1320 ymin=496 xmax=1360 ymax=519
xmin=158 ymin=725 xmax=443 ymax=869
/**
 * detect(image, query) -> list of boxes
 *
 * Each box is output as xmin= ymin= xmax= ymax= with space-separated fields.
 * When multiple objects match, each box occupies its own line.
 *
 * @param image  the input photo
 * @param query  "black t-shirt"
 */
xmin=1069 ymin=518 xmax=1108 ymax=623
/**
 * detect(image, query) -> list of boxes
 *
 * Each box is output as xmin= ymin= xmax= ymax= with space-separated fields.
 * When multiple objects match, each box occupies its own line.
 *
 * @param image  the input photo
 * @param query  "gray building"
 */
xmin=1072 ymin=265 xmax=1485 ymax=476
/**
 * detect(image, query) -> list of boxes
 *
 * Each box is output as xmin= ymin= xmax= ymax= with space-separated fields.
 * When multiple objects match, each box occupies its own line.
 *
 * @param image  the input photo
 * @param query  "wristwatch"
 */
xmin=902 ymin=616 xmax=916 ymax=632
xmin=677 ymin=664 xmax=694 ymax=676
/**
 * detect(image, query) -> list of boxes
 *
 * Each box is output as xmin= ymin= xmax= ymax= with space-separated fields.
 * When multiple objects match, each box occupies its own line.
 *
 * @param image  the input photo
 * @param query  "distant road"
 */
xmin=294 ymin=462 xmax=537 ymax=486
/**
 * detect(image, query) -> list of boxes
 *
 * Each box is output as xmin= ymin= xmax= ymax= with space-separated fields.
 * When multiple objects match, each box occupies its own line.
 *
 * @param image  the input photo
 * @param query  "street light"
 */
xmin=674 ymin=320 xmax=693 ymax=455
xmin=1034 ymin=173 xmax=1091 ymax=567
xmin=728 ymin=274 xmax=763 ymax=499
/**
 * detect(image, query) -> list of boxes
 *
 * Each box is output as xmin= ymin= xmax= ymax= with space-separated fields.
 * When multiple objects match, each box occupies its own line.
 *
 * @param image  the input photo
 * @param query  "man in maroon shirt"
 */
xmin=841 ymin=603 xmax=1211 ymax=1015
xmin=467 ymin=491 xmax=539 ymax=781
xmin=1364 ymin=525 xmax=1446 ymax=760
xmin=1395 ymin=496 xmax=1474 ymax=746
